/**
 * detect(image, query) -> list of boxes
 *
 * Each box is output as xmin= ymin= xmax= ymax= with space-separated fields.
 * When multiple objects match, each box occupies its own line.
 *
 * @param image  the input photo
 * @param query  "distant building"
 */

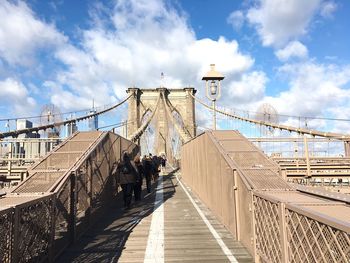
xmin=89 ymin=110 xmax=98 ymax=131
xmin=15 ymin=119 xmax=40 ymax=159
xmin=120 ymin=120 xmax=128 ymax=137
xmin=16 ymin=119 xmax=40 ymax=139
xmin=66 ymin=122 xmax=78 ymax=137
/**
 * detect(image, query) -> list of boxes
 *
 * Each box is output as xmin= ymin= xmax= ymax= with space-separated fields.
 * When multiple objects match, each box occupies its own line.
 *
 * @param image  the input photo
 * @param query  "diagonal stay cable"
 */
xmin=190 ymin=93 xmax=350 ymax=140
xmin=130 ymin=94 xmax=161 ymax=142
xmin=0 ymin=94 xmax=132 ymax=139
xmin=165 ymin=97 xmax=193 ymax=139
xmin=162 ymin=92 xmax=192 ymax=143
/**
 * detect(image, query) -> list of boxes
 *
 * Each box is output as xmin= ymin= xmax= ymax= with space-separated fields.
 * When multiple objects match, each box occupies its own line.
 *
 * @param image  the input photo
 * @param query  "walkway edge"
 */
xmin=144 ymin=176 xmax=164 ymax=263
xmin=176 ymin=174 xmax=239 ymax=263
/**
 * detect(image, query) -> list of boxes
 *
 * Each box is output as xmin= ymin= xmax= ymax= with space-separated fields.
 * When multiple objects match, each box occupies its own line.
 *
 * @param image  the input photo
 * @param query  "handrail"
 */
xmin=0 ymin=95 xmax=132 ymax=139
xmin=190 ymin=93 xmax=350 ymax=140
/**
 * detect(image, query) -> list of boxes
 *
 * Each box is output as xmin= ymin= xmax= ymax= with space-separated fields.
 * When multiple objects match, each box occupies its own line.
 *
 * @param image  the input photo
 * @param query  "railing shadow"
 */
xmin=56 ymin=171 xmax=178 ymax=262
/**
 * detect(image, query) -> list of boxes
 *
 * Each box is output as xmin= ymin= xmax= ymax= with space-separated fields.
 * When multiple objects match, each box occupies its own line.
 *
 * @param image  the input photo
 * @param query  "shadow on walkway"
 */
xmin=56 ymin=170 xmax=178 ymax=263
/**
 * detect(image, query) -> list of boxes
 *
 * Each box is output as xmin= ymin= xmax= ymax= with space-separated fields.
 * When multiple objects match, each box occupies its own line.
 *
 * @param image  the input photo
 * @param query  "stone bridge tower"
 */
xmin=126 ymin=87 xmax=196 ymax=156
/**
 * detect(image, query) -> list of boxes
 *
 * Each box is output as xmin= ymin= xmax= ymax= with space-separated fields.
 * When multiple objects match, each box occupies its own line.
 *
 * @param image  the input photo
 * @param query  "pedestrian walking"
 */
xmin=152 ymin=154 xmax=160 ymax=181
xmin=143 ymin=155 xmax=153 ymax=193
xmin=161 ymin=155 xmax=166 ymax=173
xmin=133 ymin=156 xmax=144 ymax=201
xmin=115 ymin=152 xmax=137 ymax=209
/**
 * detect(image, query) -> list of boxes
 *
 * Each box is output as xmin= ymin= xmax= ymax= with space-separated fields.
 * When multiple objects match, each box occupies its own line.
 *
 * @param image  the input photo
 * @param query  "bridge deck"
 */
xmin=58 ymin=171 xmax=253 ymax=262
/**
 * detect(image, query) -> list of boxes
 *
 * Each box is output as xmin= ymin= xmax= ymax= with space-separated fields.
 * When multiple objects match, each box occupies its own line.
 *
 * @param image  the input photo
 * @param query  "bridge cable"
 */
xmin=0 ymin=94 xmax=132 ymax=139
xmin=129 ymin=94 xmax=161 ymax=142
xmin=190 ymin=93 xmax=350 ymax=140
xmin=162 ymin=93 xmax=192 ymax=143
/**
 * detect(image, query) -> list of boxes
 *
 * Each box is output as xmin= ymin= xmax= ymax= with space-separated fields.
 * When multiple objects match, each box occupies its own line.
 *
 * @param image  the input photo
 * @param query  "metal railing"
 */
xmin=254 ymin=192 xmax=350 ymax=263
xmin=181 ymin=130 xmax=350 ymax=263
xmin=0 ymin=131 xmax=139 ymax=262
xmin=0 ymin=138 xmax=62 ymax=187
xmin=0 ymin=194 xmax=55 ymax=263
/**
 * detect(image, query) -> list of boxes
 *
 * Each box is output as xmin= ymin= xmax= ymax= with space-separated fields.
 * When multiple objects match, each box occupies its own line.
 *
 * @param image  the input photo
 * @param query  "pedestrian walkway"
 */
xmin=57 ymin=170 xmax=253 ymax=262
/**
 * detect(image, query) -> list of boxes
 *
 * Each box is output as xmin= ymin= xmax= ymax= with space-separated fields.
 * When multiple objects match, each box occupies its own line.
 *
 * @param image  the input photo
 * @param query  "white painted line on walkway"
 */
xmin=144 ymin=176 xmax=164 ymax=263
xmin=176 ymin=174 xmax=239 ymax=263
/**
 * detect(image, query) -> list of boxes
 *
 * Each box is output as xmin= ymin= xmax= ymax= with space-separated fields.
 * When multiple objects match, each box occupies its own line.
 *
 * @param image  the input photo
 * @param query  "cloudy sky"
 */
xmin=0 ymin=0 xmax=350 ymax=133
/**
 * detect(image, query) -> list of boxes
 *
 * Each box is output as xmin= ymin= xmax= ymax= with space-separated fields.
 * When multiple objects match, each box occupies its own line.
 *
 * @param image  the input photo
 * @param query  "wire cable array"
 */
xmin=0 ymin=94 xmax=132 ymax=139
xmin=190 ymin=93 xmax=350 ymax=140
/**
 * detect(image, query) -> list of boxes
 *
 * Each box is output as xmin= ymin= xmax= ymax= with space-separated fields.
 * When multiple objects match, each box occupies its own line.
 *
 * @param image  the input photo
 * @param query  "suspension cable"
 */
xmin=0 ymin=101 xmax=121 ymax=122
xmin=190 ymin=93 xmax=350 ymax=140
xmin=129 ymin=94 xmax=161 ymax=142
xmin=162 ymin=93 xmax=192 ymax=142
xmin=0 ymin=94 xmax=132 ymax=139
xmin=97 ymin=119 xmax=136 ymax=131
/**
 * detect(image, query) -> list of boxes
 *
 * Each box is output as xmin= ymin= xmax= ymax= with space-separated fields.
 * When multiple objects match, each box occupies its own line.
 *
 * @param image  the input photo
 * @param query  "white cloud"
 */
xmin=0 ymin=78 xmax=36 ymax=115
xmin=0 ymin=1 xmax=66 ymax=66
xmin=320 ymin=1 xmax=337 ymax=18
xmin=247 ymin=0 xmax=321 ymax=47
xmin=50 ymin=0 xmax=256 ymax=111
xmin=227 ymin=10 xmax=245 ymax=31
xmin=0 ymin=0 xmax=259 ymax=119
xmin=275 ymin=41 xmax=308 ymax=61
xmin=262 ymin=62 xmax=350 ymax=131
xmin=226 ymin=71 xmax=268 ymax=104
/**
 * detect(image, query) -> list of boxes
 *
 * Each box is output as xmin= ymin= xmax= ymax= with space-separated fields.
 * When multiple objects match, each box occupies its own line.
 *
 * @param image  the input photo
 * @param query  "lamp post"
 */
xmin=202 ymin=64 xmax=224 ymax=130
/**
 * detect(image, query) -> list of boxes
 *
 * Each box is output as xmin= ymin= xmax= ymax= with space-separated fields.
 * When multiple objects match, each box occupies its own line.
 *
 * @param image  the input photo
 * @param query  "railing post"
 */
xmin=233 ymin=170 xmax=240 ymax=241
xmin=278 ymin=202 xmax=289 ymax=263
xmin=69 ymin=172 xmax=77 ymax=244
xmin=12 ymin=206 xmax=19 ymax=263
xmin=251 ymin=194 xmax=261 ymax=263
xmin=48 ymin=195 xmax=56 ymax=263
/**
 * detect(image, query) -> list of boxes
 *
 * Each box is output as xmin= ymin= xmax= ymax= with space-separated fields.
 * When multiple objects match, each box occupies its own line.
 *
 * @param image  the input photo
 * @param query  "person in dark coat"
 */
xmin=152 ymin=155 xmax=160 ymax=181
xmin=143 ymin=155 xmax=153 ymax=193
xmin=115 ymin=152 xmax=137 ymax=209
xmin=161 ymin=155 xmax=166 ymax=173
xmin=133 ymin=156 xmax=144 ymax=201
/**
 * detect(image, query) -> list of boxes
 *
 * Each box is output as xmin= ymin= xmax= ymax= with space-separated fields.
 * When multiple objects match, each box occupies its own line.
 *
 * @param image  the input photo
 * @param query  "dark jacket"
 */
xmin=135 ymin=162 xmax=144 ymax=183
xmin=143 ymin=158 xmax=153 ymax=179
xmin=116 ymin=160 xmax=137 ymax=184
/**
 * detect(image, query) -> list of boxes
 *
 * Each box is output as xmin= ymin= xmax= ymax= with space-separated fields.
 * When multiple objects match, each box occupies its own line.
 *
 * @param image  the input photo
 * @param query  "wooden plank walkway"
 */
xmin=57 ymin=170 xmax=253 ymax=262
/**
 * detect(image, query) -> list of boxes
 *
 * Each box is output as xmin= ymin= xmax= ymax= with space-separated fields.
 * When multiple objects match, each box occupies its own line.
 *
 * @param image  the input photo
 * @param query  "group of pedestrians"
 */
xmin=113 ymin=152 xmax=167 ymax=209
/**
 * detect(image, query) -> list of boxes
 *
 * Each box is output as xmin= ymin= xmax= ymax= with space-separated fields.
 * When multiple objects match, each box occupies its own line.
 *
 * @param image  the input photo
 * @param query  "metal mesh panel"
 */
xmin=16 ymin=195 xmax=55 ymax=263
xmin=229 ymin=151 xmax=276 ymax=169
xmin=35 ymin=152 xmax=81 ymax=170
xmin=0 ymin=207 xmax=13 ymax=263
xmin=286 ymin=208 xmax=350 ymax=263
xmin=219 ymin=140 xmax=254 ymax=151
xmin=70 ymin=131 xmax=102 ymax=141
xmin=54 ymin=176 xmax=70 ymax=255
xmin=242 ymin=169 xmax=292 ymax=190
xmin=1 ymin=131 xmax=137 ymax=262
xmin=56 ymin=141 xmax=93 ymax=152
xmin=14 ymin=171 xmax=64 ymax=193
xmin=211 ymin=130 xmax=241 ymax=139
xmin=254 ymin=196 xmax=282 ymax=263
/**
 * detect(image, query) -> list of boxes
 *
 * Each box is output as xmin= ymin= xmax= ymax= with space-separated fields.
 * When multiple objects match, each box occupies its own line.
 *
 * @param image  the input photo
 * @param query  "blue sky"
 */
xmin=1 ymin=0 xmax=350 ymax=134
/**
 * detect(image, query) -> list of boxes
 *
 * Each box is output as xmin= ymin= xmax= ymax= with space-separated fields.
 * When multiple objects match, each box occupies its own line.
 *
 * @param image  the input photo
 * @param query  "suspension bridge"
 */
xmin=0 ymin=86 xmax=350 ymax=263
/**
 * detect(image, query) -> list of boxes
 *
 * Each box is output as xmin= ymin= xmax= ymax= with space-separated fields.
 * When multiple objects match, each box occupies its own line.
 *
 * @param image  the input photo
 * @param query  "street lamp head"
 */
xmin=202 ymin=64 xmax=224 ymax=131
xmin=202 ymin=64 xmax=224 ymax=81
xmin=202 ymin=64 xmax=224 ymax=100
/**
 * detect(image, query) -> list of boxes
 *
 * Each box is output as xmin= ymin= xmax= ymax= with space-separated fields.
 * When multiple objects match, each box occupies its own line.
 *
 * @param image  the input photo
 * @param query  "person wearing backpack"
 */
xmin=115 ymin=152 xmax=137 ymax=209
xmin=133 ymin=156 xmax=144 ymax=202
